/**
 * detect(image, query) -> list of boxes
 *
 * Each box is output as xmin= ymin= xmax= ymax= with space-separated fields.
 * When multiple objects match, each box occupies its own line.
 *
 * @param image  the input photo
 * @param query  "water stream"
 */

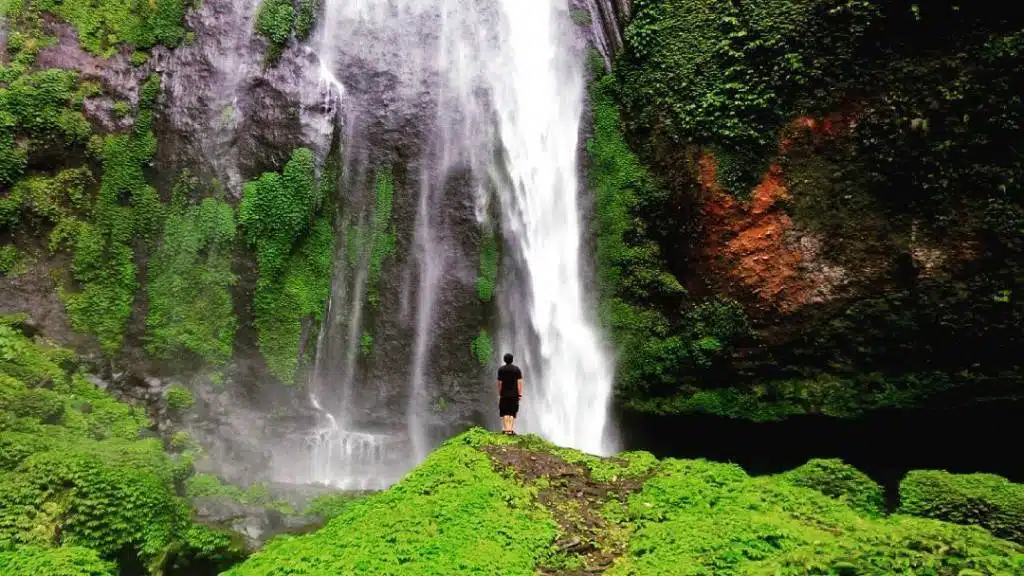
xmin=289 ymin=0 xmax=616 ymax=488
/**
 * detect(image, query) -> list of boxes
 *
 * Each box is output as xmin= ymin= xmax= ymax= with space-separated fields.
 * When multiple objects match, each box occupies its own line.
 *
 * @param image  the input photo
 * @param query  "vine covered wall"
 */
xmin=595 ymin=0 xmax=1024 ymax=418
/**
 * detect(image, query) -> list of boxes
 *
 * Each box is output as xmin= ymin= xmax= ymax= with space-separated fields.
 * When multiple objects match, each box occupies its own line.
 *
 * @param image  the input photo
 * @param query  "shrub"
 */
xmin=165 ymin=385 xmax=195 ymax=416
xmin=0 ymin=325 xmax=242 ymax=573
xmin=470 ymin=330 xmax=492 ymax=367
xmin=254 ymin=0 xmax=295 ymax=63
xmin=39 ymin=0 xmax=187 ymax=57
xmin=0 ymin=546 xmax=115 ymax=576
xmin=779 ymin=458 xmax=884 ymax=517
xmin=900 ymin=470 xmax=1024 ymax=544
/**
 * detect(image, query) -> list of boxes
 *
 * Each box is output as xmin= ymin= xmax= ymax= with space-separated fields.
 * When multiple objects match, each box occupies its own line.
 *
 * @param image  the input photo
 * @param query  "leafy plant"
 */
xmin=241 ymin=148 xmax=334 ymax=383
xmin=147 ymin=173 xmax=238 ymax=367
xmin=254 ymin=0 xmax=295 ymax=63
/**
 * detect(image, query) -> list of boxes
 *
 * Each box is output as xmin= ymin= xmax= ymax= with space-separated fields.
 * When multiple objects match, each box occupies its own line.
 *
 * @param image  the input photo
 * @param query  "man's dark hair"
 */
xmin=503 ymin=353 xmax=513 ymax=364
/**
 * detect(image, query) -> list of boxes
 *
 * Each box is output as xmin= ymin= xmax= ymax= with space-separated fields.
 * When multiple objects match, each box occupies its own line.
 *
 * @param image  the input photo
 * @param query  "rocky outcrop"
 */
xmin=192 ymin=496 xmax=324 ymax=552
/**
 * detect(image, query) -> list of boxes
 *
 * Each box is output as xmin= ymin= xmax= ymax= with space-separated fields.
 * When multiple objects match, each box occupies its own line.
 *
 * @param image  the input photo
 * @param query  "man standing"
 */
xmin=497 ymin=353 xmax=523 ymax=435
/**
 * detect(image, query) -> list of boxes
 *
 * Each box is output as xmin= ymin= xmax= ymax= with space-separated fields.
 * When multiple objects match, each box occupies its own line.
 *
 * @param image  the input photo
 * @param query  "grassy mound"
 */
xmin=228 ymin=428 xmax=1024 ymax=575
xmin=777 ymin=458 xmax=885 ymax=517
xmin=900 ymin=470 xmax=1024 ymax=545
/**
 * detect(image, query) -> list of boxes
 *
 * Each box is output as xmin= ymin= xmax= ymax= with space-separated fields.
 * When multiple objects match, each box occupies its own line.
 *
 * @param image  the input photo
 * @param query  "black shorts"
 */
xmin=499 ymin=397 xmax=519 ymax=417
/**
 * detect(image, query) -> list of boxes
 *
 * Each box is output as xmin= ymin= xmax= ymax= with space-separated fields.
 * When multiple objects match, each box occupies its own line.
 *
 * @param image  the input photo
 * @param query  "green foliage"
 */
xmin=610 ymin=3 xmax=1024 ymax=417
xmin=224 ymin=433 xmax=558 ymax=576
xmin=587 ymin=71 xmax=753 ymax=405
xmin=0 ymin=546 xmax=115 ymax=575
xmin=366 ymin=165 xmax=396 ymax=310
xmin=37 ymin=0 xmax=187 ymax=57
xmin=147 ymin=174 xmax=238 ymax=367
xmin=900 ymin=470 xmax=1024 ymax=545
xmin=0 ymin=245 xmax=18 ymax=275
xmin=0 ymin=69 xmax=91 ymax=186
xmin=304 ymin=492 xmax=365 ymax=521
xmin=130 ymin=50 xmax=150 ymax=67
xmin=470 ymin=329 xmax=492 ymax=367
xmin=779 ymin=458 xmax=884 ymax=517
xmin=617 ymin=0 xmax=877 ymax=194
xmin=165 ymin=385 xmax=195 ymax=416
xmin=0 ymin=328 xmax=238 ymax=573
xmin=62 ymin=74 xmax=164 ymax=356
xmin=608 ymin=458 xmax=1023 ymax=575
xmin=185 ymin=473 xmax=296 ymax=515
xmin=240 ymin=148 xmax=319 ymax=281
xmin=224 ymin=428 xmax=1024 ymax=575
xmin=359 ymin=331 xmax=372 ymax=357
xmin=241 ymin=148 xmax=334 ymax=383
xmin=295 ymin=0 xmax=318 ymax=40
xmin=476 ymin=226 xmax=498 ymax=302
xmin=254 ymin=0 xmax=295 ymax=63
xmin=251 ymin=214 xmax=334 ymax=383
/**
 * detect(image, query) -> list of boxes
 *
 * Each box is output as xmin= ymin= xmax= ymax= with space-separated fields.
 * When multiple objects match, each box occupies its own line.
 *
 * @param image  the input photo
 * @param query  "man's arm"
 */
xmin=517 ymin=377 xmax=523 ymax=398
xmin=497 ymin=379 xmax=502 ymax=398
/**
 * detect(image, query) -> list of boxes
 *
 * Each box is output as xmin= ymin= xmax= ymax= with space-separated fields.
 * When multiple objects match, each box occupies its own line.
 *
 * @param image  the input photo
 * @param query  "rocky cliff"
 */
xmin=590 ymin=0 xmax=1024 ymax=420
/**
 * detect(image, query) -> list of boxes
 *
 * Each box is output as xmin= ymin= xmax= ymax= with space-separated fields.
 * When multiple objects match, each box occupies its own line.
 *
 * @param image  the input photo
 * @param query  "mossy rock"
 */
xmin=225 ymin=428 xmax=1024 ymax=575
xmin=899 ymin=470 xmax=1024 ymax=545
xmin=778 ymin=458 xmax=885 ymax=517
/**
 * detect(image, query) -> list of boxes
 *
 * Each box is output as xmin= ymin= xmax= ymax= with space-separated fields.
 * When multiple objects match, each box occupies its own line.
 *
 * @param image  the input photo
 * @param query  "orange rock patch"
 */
xmin=698 ymin=112 xmax=861 ymax=314
xmin=699 ymin=155 xmax=813 ymax=313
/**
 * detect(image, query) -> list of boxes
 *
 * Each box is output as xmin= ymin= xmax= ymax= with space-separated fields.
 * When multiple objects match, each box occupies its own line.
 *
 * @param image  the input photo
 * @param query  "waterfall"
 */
xmin=488 ymin=1 xmax=616 ymax=456
xmin=294 ymin=0 xmax=616 ymax=488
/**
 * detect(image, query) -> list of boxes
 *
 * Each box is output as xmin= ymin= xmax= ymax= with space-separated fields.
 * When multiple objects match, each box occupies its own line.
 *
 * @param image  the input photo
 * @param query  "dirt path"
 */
xmin=481 ymin=443 xmax=650 ymax=575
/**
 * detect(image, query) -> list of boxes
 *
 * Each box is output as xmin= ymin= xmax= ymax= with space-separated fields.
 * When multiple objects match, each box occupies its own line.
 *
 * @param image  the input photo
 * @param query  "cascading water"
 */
xmin=290 ymin=0 xmax=616 ymax=489
xmin=487 ymin=1 xmax=616 ymax=456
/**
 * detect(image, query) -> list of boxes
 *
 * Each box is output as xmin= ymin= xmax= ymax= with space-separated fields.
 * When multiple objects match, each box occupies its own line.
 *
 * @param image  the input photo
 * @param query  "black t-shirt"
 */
xmin=498 ymin=364 xmax=522 ymax=399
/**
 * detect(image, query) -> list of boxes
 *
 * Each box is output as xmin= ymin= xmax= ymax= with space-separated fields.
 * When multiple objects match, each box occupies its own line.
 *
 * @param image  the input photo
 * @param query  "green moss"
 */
xmin=617 ymin=0 xmax=876 ymax=195
xmin=359 ymin=331 xmax=372 ymax=357
xmin=366 ymin=165 xmax=395 ymax=310
xmin=0 ymin=245 xmax=18 ymax=275
xmin=476 ymin=226 xmax=498 ymax=302
xmin=569 ymin=8 xmax=592 ymax=26
xmin=587 ymin=72 xmax=754 ymax=405
xmin=304 ymin=492 xmax=365 ymax=521
xmin=470 ymin=329 xmax=492 ymax=367
xmin=778 ymin=458 xmax=884 ymax=517
xmin=900 ymin=470 xmax=1024 ymax=545
xmin=0 ymin=68 xmax=91 ymax=186
xmin=222 ymin=428 xmax=1024 ymax=575
xmin=185 ymin=473 xmax=296 ymax=515
xmin=129 ymin=50 xmax=150 ymax=67
xmin=241 ymin=148 xmax=334 ymax=383
xmin=165 ymin=385 xmax=195 ymax=416
xmin=37 ymin=0 xmax=187 ymax=57
xmin=146 ymin=173 xmax=238 ymax=367
xmin=224 ymin=433 xmax=558 ymax=576
xmin=295 ymin=0 xmax=318 ymax=40
xmin=250 ymin=214 xmax=334 ymax=383
xmin=254 ymin=0 xmax=295 ymax=64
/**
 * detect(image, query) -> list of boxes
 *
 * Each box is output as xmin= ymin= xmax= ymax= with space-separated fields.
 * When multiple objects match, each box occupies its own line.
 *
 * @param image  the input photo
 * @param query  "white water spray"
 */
xmin=488 ymin=0 xmax=615 ymax=456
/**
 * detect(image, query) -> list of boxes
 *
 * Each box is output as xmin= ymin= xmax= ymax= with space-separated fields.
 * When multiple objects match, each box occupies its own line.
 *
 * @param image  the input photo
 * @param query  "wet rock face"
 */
xmin=149 ymin=0 xmax=337 ymax=196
